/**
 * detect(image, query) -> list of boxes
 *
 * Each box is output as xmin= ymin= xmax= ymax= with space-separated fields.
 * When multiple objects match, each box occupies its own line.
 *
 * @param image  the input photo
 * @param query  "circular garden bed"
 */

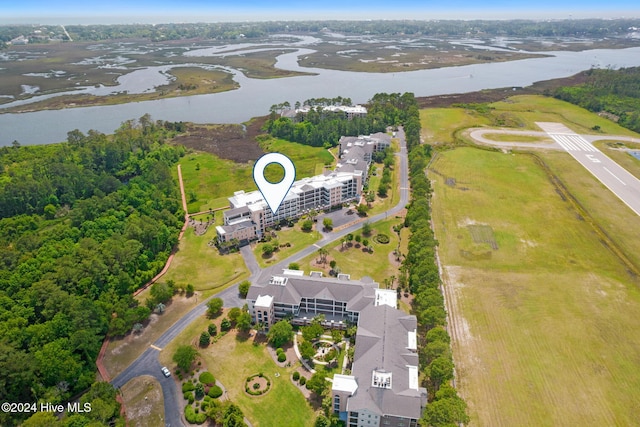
xmin=374 ymin=233 xmax=390 ymax=244
xmin=244 ymin=373 xmax=271 ymax=396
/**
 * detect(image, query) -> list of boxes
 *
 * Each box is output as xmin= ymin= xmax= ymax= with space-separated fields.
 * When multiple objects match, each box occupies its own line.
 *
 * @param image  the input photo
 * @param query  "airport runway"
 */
xmin=536 ymin=122 xmax=640 ymax=216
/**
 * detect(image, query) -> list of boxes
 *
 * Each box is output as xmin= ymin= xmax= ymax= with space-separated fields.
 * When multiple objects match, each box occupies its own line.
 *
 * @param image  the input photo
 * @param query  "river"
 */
xmin=2 ymin=46 xmax=640 ymax=146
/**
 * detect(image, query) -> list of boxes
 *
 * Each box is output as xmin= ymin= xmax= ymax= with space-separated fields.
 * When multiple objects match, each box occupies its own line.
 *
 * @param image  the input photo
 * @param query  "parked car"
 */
xmin=161 ymin=367 xmax=171 ymax=377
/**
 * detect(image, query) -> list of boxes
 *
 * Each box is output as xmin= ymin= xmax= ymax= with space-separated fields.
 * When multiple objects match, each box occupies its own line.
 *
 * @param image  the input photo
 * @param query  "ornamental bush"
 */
xmin=374 ymin=234 xmax=390 ymax=244
xmin=185 ymin=405 xmax=207 ymax=424
xmin=182 ymin=381 xmax=195 ymax=393
xmin=199 ymin=371 xmax=215 ymax=386
xmin=208 ymin=385 xmax=223 ymax=398
xmin=299 ymin=376 xmax=306 ymax=386
xmin=293 ymin=371 xmax=300 ymax=381
xmin=277 ymin=353 xmax=286 ymax=362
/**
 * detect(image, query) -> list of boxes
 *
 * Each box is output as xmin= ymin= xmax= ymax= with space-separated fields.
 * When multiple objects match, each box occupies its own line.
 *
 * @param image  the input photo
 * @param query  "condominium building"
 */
xmin=216 ymin=131 xmax=392 ymax=246
xmin=247 ymin=270 xmax=427 ymax=426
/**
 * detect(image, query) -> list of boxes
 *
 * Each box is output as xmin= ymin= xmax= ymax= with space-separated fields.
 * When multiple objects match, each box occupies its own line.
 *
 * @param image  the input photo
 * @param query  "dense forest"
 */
xmin=2 ymin=18 xmax=639 ymax=46
xmin=0 ymin=116 xmax=185 ymax=426
xmin=264 ymin=92 xmax=421 ymax=147
xmin=552 ymin=66 xmax=640 ymax=133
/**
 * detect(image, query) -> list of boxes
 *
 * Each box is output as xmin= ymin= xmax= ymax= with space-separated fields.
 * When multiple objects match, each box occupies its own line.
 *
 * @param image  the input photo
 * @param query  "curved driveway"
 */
xmin=110 ymin=127 xmax=409 ymax=426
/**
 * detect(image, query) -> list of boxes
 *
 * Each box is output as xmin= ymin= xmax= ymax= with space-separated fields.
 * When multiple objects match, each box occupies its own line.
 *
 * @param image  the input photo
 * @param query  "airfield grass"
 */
xmin=481 ymin=133 xmax=552 ymax=143
xmin=429 ymin=147 xmax=640 ymax=426
xmin=297 ymin=218 xmax=404 ymax=284
xmin=158 ymin=316 xmax=316 ymax=427
xmin=420 ymin=108 xmax=491 ymax=145
xmin=593 ymin=140 xmax=640 ymax=180
xmin=254 ymin=224 xmax=322 ymax=268
xmin=120 ymin=375 xmax=165 ymax=427
xmin=179 ymin=138 xmax=334 ymax=213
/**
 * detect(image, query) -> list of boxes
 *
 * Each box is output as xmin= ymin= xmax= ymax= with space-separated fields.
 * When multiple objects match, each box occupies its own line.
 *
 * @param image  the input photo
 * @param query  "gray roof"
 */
xmin=247 ymin=273 xmax=378 ymax=309
xmin=347 ymin=304 xmax=426 ymax=419
xmin=224 ymin=205 xmax=250 ymax=218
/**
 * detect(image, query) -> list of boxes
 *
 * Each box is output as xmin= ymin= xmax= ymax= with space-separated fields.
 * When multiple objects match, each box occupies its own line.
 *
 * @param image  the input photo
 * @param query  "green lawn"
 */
xmin=298 ymin=218 xmax=404 ymax=284
xmin=420 ymin=107 xmax=491 ymax=146
xmin=253 ymin=223 xmax=322 ymax=268
xmin=482 ymin=133 xmax=552 ymax=143
xmin=178 ymin=138 xmax=336 ymax=213
xmin=159 ymin=316 xmax=316 ymax=427
xmin=490 ymin=95 xmax=640 ymax=136
xmin=162 ymin=221 xmax=249 ymax=291
xmin=428 ymin=147 xmax=640 ymax=426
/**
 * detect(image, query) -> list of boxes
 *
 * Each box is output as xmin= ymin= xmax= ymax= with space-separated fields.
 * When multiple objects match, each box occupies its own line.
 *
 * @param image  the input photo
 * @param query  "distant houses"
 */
xmin=282 ymin=104 xmax=368 ymax=121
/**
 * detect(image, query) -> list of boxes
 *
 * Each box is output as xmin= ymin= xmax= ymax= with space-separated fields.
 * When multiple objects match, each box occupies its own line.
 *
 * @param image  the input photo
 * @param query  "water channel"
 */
xmin=2 ymin=45 xmax=640 ymax=146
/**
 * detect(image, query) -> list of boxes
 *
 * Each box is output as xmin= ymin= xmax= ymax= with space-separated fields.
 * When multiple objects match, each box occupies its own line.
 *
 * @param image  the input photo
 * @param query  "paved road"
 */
xmin=467 ymin=123 xmax=640 ymax=217
xmin=536 ymin=122 xmax=640 ymax=216
xmin=110 ymin=127 xmax=409 ymax=426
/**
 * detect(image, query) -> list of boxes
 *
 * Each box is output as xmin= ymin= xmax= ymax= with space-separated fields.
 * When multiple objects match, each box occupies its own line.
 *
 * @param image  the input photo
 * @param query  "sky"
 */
xmin=2 ymin=0 xmax=639 ymax=24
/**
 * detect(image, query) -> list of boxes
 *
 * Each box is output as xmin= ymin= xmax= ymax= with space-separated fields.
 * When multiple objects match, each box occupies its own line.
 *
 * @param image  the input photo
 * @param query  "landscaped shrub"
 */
xmin=184 ymin=391 xmax=195 ymax=404
xmin=276 ymin=348 xmax=284 ymax=355
xmin=299 ymin=376 xmax=306 ymax=386
xmin=293 ymin=371 xmax=300 ymax=381
xmin=195 ymin=383 xmax=205 ymax=399
xmin=185 ymin=405 xmax=207 ymax=424
xmin=208 ymin=323 xmax=217 ymax=336
xmin=182 ymin=381 xmax=195 ymax=393
xmin=277 ymin=353 xmax=286 ymax=362
xmin=199 ymin=371 xmax=215 ymax=385
xmin=374 ymin=234 xmax=390 ymax=244
xmin=208 ymin=385 xmax=223 ymax=398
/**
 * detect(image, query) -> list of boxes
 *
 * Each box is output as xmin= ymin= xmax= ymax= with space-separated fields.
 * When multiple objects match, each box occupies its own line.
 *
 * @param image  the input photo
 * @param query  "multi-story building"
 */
xmin=216 ymin=131 xmax=392 ymax=245
xmin=246 ymin=269 xmax=427 ymax=426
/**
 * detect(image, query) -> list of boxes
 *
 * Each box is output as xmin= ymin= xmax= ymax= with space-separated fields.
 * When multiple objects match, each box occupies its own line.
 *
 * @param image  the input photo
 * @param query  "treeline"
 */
xmin=552 ymin=67 xmax=640 ymax=133
xmin=264 ymin=92 xmax=420 ymax=147
xmin=3 ymin=19 xmax=639 ymax=44
xmin=0 ymin=116 xmax=185 ymax=426
xmin=400 ymin=95 xmax=469 ymax=426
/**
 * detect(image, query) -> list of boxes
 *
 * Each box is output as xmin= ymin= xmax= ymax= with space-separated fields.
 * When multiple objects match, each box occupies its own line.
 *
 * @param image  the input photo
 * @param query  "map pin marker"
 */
xmin=253 ymin=153 xmax=296 ymax=215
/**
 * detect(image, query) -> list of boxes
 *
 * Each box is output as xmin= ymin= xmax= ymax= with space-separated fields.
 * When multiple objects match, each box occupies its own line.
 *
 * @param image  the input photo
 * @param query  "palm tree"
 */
xmin=317 ymin=248 xmax=329 ymax=265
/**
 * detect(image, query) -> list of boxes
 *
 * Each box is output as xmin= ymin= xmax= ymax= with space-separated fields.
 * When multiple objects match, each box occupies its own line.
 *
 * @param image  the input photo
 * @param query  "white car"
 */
xmin=161 ymin=367 xmax=171 ymax=377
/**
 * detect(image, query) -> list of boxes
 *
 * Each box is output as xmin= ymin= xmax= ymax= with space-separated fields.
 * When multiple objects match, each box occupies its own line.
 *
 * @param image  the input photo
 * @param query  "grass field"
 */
xmin=158 ymin=316 xmax=316 ymax=427
xmin=297 ymin=218 xmax=404 ymax=284
xmin=179 ymin=138 xmax=335 ymax=213
xmin=420 ymin=108 xmax=491 ymax=146
xmin=481 ymin=133 xmax=553 ymax=143
xmin=428 ymin=147 xmax=640 ymax=426
xmin=593 ymin=140 xmax=640 ymax=180
xmin=253 ymin=224 xmax=322 ymax=268
xmin=162 ymin=223 xmax=249 ymax=291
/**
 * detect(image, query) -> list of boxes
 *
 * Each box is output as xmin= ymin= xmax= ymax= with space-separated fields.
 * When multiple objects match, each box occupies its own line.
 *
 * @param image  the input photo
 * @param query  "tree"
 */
xmin=155 ymin=303 xmax=166 ymax=314
xmin=355 ymin=234 xmax=362 ymax=244
xmin=301 ymin=219 xmax=313 ymax=232
xmin=427 ymin=356 xmax=455 ymax=391
xmin=261 ymin=243 xmax=275 ymax=257
xmin=315 ymin=415 xmax=331 ymax=427
xmin=356 ymin=204 xmax=369 ymax=216
xmin=208 ymin=323 xmax=217 ymax=336
xmin=302 ymin=322 xmax=324 ymax=342
xmin=377 ymin=182 xmax=388 ymax=197
xmin=329 ymin=260 xmax=337 ymax=269
xmin=322 ymin=217 xmax=333 ymax=230
xmin=207 ymin=298 xmax=224 ymax=318
xmin=185 ymin=283 xmax=195 ymax=297
xmin=150 ymin=281 xmax=174 ymax=304
xmin=423 ymin=384 xmax=470 ymax=427
xmin=267 ymin=320 xmax=294 ymax=347
xmin=362 ymin=238 xmax=369 ymax=247
xmin=223 ymin=403 xmax=247 ymax=427
xmin=173 ymin=345 xmax=198 ymax=371
xmin=238 ymin=280 xmax=251 ymax=298
xmin=221 ymin=318 xmax=231 ymax=331
xmin=317 ymin=247 xmax=329 ymax=265
xmin=236 ymin=311 xmax=252 ymax=332
xmin=362 ymin=221 xmax=372 ymax=236
xmin=306 ymin=370 xmax=328 ymax=395
xmin=199 ymin=331 xmax=210 ymax=347
xmin=365 ymin=191 xmax=375 ymax=207
xmin=299 ymin=340 xmax=315 ymax=360
xmin=228 ymin=307 xmax=242 ymax=324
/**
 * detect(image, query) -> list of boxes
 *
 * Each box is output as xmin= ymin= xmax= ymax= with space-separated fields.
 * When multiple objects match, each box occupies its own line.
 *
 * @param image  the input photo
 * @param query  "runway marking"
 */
xmin=313 ymin=244 xmax=322 ymax=248
xmin=603 ymin=167 xmax=627 ymax=186
xmin=585 ymin=155 xmax=601 ymax=163
xmin=150 ymin=344 xmax=163 ymax=351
